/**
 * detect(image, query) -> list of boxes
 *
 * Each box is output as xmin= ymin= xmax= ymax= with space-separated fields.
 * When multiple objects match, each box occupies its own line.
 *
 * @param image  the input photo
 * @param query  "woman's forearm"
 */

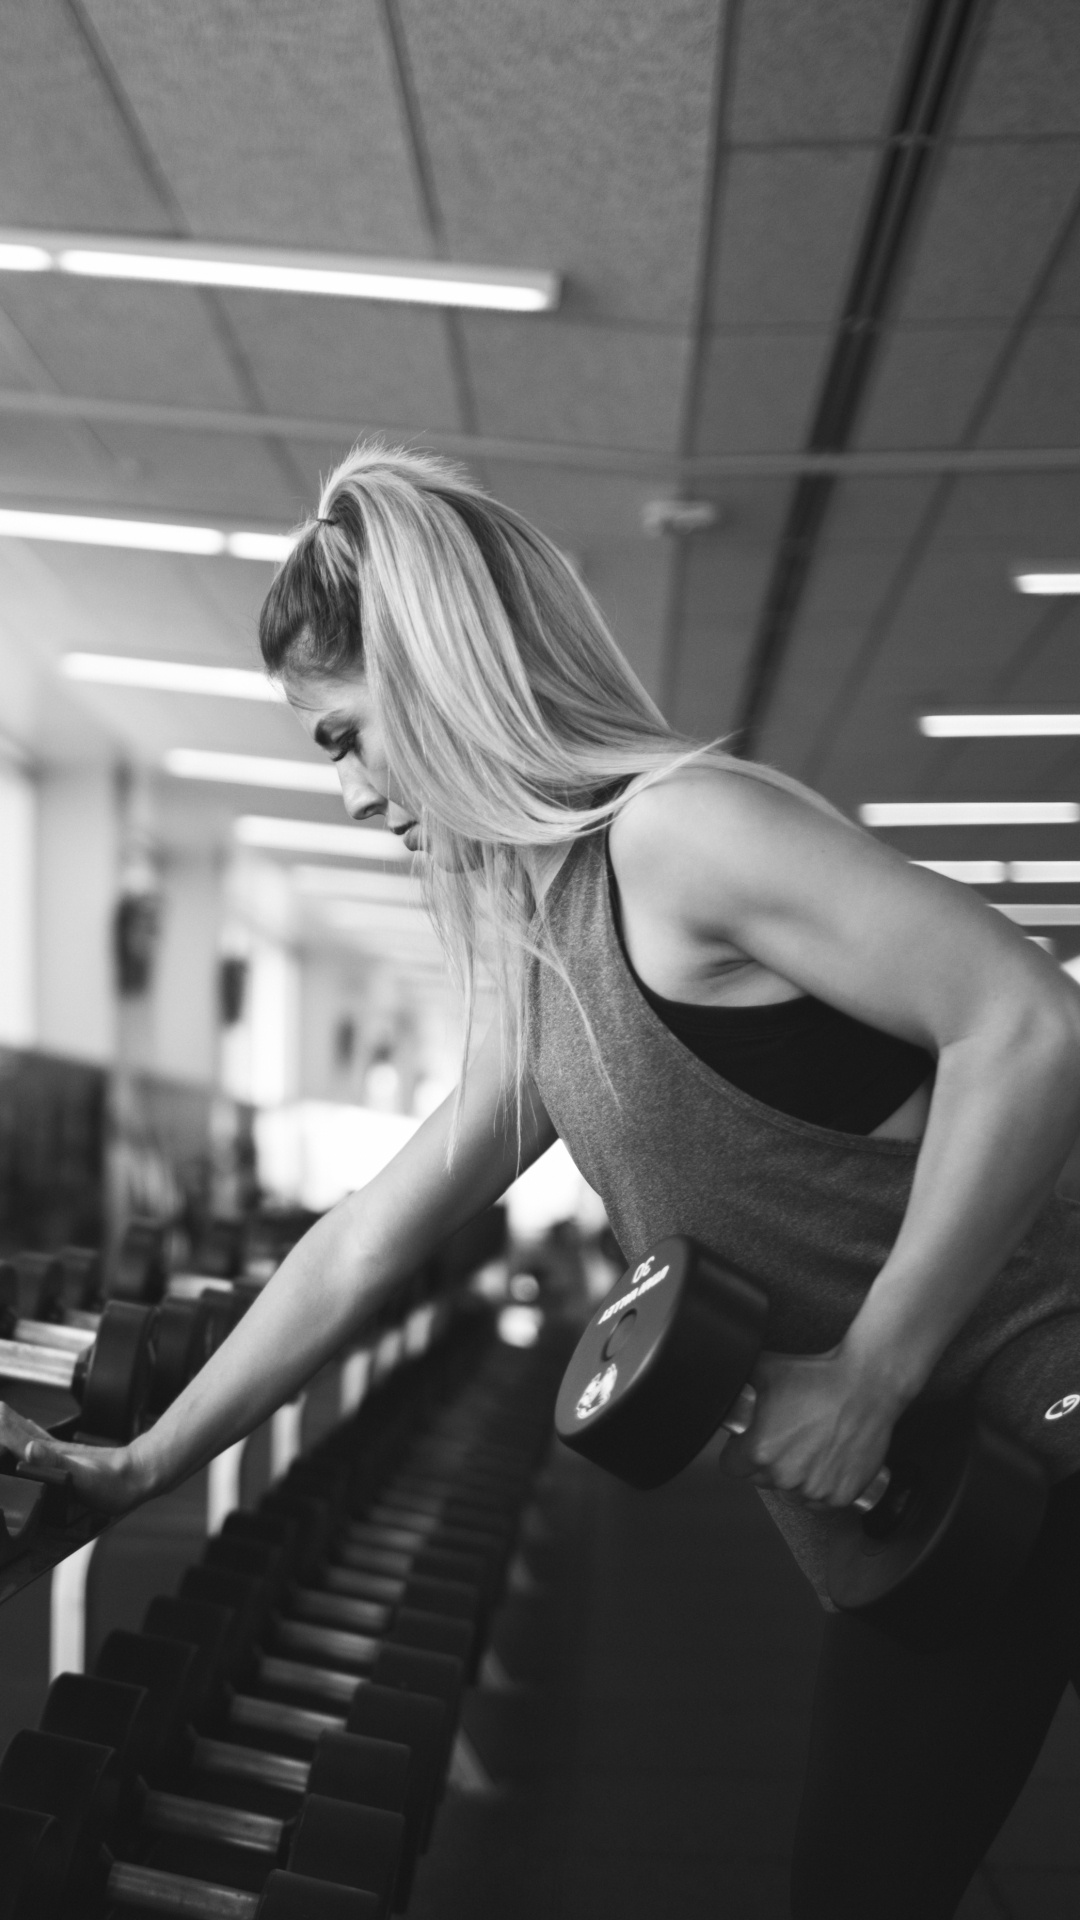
xmin=841 ymin=1003 xmax=1080 ymax=1403
xmin=127 ymin=1198 xmax=393 ymax=1497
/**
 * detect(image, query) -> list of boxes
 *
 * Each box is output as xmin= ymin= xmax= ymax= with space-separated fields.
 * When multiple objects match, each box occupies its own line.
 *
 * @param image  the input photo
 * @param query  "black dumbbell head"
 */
xmin=555 ymin=1235 xmax=768 ymax=1488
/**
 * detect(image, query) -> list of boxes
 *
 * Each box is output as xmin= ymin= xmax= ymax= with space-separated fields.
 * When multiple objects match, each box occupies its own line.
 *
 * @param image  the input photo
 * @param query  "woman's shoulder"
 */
xmin=609 ymin=761 xmax=826 ymax=886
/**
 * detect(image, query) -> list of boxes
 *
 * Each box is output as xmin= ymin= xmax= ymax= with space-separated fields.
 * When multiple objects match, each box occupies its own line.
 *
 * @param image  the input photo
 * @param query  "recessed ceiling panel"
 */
xmin=756 ymin=619 xmax=886 ymax=780
xmin=729 ymin=0 xmax=918 ymax=142
xmin=854 ymin=323 xmax=1008 ymax=449
xmin=482 ymin=463 xmax=669 ymax=549
xmin=693 ymin=329 xmax=831 ymax=452
xmin=956 ymin=0 xmax=1080 ymax=139
xmin=707 ymin=148 xmax=877 ymax=328
xmin=87 ymin=423 xmax=301 ymax=519
xmin=462 ymin=317 xmax=691 ymax=452
xmin=895 ymin=142 xmax=1080 ymax=323
xmin=399 ymin=0 xmax=720 ymax=326
xmin=0 ymin=278 xmax=250 ymax=409
xmin=216 ymin=291 xmax=463 ymax=431
xmin=0 ymin=2 xmax=166 ymax=229
xmin=974 ymin=321 xmax=1080 ymax=448
xmin=821 ymin=476 xmax=938 ymax=548
xmin=83 ymin=0 xmax=430 ymax=253
xmin=0 ymin=414 xmax=116 ymax=502
xmin=581 ymin=539 xmax=678 ymax=703
xmin=933 ymin=471 xmax=1080 ymax=552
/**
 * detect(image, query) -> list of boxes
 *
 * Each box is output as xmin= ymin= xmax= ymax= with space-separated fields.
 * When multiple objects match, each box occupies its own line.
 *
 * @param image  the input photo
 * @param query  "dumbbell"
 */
xmin=137 ymin=1584 xmax=461 ymax=1864
xmin=555 ymin=1235 xmax=1049 ymax=1645
xmin=80 ymin=1620 xmax=441 ymax=1909
xmin=0 ymin=1727 xmax=397 ymax=1918
xmin=0 ymin=1298 xmax=156 ymax=1442
xmin=29 ymin=1679 xmax=407 ymax=1916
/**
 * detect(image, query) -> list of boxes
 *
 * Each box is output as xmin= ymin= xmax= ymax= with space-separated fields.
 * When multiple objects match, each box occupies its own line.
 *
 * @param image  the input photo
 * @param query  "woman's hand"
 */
xmin=0 ymin=1400 xmax=149 ymax=1519
xmin=718 ymin=1348 xmax=904 ymax=1509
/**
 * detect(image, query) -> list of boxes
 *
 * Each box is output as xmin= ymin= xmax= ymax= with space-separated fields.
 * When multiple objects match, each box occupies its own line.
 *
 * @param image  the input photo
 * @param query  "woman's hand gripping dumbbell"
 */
xmin=555 ymin=1235 xmax=1047 ymax=1644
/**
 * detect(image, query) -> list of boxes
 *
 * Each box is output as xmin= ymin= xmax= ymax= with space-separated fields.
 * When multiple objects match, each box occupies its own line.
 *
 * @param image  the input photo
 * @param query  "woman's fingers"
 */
xmin=0 ymin=1400 xmax=53 ymax=1460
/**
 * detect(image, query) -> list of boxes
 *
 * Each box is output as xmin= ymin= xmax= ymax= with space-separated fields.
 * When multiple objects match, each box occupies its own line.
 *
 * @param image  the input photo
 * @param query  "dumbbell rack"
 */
xmin=0 ymin=1274 xmax=569 ymax=1918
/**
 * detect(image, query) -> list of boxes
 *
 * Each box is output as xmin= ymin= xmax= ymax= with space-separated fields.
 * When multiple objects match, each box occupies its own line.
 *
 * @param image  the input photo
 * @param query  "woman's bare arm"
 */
xmin=612 ymin=767 xmax=1080 ymax=1503
xmin=11 ymin=1026 xmax=556 ymax=1511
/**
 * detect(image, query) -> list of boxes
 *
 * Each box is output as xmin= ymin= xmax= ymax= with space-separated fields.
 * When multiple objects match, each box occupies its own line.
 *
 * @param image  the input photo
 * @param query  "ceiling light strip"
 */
xmin=165 ymin=749 xmax=337 ymax=793
xmin=861 ymin=802 xmax=1080 ymax=826
xmin=920 ymin=713 xmax=1080 ymax=737
xmin=0 ymin=507 xmax=294 ymax=560
xmin=62 ymin=654 xmax=283 ymax=701
xmin=0 ymin=228 xmax=558 ymax=313
xmin=1012 ymin=572 xmax=1080 ymax=596
xmin=234 ymin=817 xmax=411 ymax=862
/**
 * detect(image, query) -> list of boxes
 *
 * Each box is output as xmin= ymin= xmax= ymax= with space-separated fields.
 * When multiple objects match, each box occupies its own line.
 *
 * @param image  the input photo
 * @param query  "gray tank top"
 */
xmin=529 ymin=830 xmax=1080 ymax=1606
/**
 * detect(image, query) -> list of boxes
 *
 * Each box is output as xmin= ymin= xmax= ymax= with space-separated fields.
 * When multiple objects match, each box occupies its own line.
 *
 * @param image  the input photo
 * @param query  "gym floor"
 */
xmin=410 ymin=1442 xmax=1080 ymax=1920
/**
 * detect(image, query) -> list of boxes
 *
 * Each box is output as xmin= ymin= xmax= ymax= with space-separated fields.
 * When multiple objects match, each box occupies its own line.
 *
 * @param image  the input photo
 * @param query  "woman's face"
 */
xmin=284 ymin=667 xmax=423 ymax=852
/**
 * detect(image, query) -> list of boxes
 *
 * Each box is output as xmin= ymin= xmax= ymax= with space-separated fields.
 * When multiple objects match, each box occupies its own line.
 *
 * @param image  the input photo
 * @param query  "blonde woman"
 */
xmin=11 ymin=445 xmax=1080 ymax=1918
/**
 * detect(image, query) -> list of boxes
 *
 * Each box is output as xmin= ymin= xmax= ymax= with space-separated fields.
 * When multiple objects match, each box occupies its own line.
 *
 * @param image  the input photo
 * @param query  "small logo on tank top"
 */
xmin=1044 ymin=1393 xmax=1080 ymax=1421
xmin=576 ymin=1364 xmax=618 ymax=1420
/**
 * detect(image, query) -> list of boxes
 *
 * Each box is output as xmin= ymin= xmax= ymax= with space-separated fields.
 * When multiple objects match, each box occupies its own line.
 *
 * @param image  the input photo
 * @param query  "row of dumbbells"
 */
xmin=0 ymin=1243 xmax=265 ymax=1448
xmin=0 ymin=1298 xmax=564 ymax=1919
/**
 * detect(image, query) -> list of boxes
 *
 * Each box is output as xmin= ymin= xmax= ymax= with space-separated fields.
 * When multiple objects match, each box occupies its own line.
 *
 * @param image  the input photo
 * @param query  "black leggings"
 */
xmin=791 ymin=1472 xmax=1080 ymax=1919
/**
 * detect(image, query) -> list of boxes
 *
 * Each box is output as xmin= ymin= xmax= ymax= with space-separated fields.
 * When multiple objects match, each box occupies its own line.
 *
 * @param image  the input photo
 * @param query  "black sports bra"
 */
xmin=605 ymin=839 xmax=934 ymax=1133
xmin=633 ymin=972 xmax=934 ymax=1134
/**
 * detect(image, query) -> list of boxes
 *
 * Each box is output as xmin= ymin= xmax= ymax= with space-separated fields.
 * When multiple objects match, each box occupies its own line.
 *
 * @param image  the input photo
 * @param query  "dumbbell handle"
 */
xmin=142 ymin=1786 xmax=284 ymax=1853
xmin=0 ymin=1335 xmax=80 ymax=1392
xmin=722 ymin=1384 xmax=892 ymax=1514
xmin=109 ymin=1860 xmax=257 ymax=1917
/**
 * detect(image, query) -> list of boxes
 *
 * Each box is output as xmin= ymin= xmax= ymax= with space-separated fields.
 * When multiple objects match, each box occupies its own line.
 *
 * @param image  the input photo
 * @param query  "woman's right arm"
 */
xmin=11 ymin=1026 xmax=557 ymax=1511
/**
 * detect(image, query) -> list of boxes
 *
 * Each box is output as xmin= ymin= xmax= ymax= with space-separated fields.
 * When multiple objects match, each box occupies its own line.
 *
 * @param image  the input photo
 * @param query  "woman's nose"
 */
xmin=337 ymin=764 xmax=385 ymax=822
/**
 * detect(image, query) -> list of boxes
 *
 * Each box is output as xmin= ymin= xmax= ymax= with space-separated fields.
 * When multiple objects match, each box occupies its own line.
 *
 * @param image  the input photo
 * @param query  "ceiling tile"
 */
xmin=86 ymin=422 xmax=302 ymax=519
xmin=462 ymin=318 xmax=691 ymax=452
xmin=693 ymin=329 xmax=831 ymax=453
xmin=83 ymin=0 xmax=429 ymax=252
xmin=729 ymin=0 xmax=918 ymax=142
xmin=584 ymin=540 xmax=678 ymax=702
xmin=974 ymin=320 xmax=1080 ymax=448
xmin=0 ymin=311 xmax=40 ymax=392
xmin=895 ymin=142 xmax=1080 ymax=323
xmin=399 ymin=0 xmax=720 ymax=326
xmin=0 ymin=543 xmax=245 ymax=663
xmin=997 ymin=601 xmax=1080 ymax=703
xmin=0 ymin=414 xmax=117 ymax=502
xmin=669 ymin=540 xmax=775 ymax=737
xmin=482 ymin=463 xmax=673 ymax=548
xmin=932 ymin=470 xmax=1080 ymax=552
xmin=0 ymin=1 xmax=165 ymax=228
xmin=820 ymin=475 xmax=938 ymax=546
xmin=1041 ymin=219 xmax=1080 ymax=316
xmin=756 ymin=620 xmax=876 ymax=778
xmin=854 ymin=324 xmax=1009 ymax=448
xmin=0 ymin=279 xmax=249 ymax=409
xmin=796 ymin=546 xmax=908 ymax=626
xmin=217 ymin=293 xmax=462 ymax=431
xmin=957 ymin=0 xmax=1080 ymax=138
xmin=707 ymin=148 xmax=877 ymax=327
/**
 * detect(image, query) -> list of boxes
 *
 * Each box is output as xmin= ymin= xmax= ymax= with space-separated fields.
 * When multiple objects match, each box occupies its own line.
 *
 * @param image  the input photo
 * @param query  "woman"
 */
xmin=8 ymin=444 xmax=1080 ymax=1916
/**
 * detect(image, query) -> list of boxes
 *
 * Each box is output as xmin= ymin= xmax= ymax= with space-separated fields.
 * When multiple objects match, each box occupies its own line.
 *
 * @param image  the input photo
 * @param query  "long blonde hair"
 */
xmin=259 ymin=443 xmax=837 ymax=1146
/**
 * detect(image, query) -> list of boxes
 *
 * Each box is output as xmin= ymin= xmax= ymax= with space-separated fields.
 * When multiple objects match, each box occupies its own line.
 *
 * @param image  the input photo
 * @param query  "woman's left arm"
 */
xmin=614 ymin=769 xmax=1080 ymax=1505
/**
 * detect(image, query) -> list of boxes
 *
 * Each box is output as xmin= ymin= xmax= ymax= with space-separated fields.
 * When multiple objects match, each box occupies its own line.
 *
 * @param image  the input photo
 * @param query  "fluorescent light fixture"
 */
xmin=920 ymin=713 xmax=1080 ymax=737
xmin=225 ymin=531 xmax=296 ymax=563
xmin=860 ymin=801 xmax=1080 ymax=826
xmin=165 ymin=749 xmax=337 ymax=792
xmin=912 ymin=860 xmax=1008 ymax=883
xmin=62 ymin=653 xmax=284 ymax=701
xmin=0 ymin=242 xmax=50 ymax=271
xmin=1012 ymin=572 xmax=1080 ymax=595
xmin=234 ymin=816 xmax=410 ymax=861
xmin=0 ymin=228 xmax=559 ymax=313
xmin=991 ymin=904 xmax=1080 ymax=926
xmin=0 ymin=507 xmax=294 ymax=560
xmin=1010 ymin=861 xmax=1080 ymax=883
xmin=0 ymin=507 xmax=226 ymax=554
xmin=293 ymin=865 xmax=422 ymax=903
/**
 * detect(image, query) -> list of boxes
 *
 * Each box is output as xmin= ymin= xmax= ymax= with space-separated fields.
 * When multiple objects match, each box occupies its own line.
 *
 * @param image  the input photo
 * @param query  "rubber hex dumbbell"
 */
xmin=555 ymin=1234 xmax=1049 ymax=1646
xmin=0 ymin=1738 xmax=389 ymax=1918
xmin=0 ymin=1299 xmax=156 ymax=1441
xmin=78 ymin=1629 xmax=431 ymax=1910
xmin=135 ymin=1589 xmax=458 ymax=1874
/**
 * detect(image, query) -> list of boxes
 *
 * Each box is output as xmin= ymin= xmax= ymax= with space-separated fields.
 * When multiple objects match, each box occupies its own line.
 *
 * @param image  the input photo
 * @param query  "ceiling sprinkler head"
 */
xmin=641 ymin=498 xmax=720 ymax=537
